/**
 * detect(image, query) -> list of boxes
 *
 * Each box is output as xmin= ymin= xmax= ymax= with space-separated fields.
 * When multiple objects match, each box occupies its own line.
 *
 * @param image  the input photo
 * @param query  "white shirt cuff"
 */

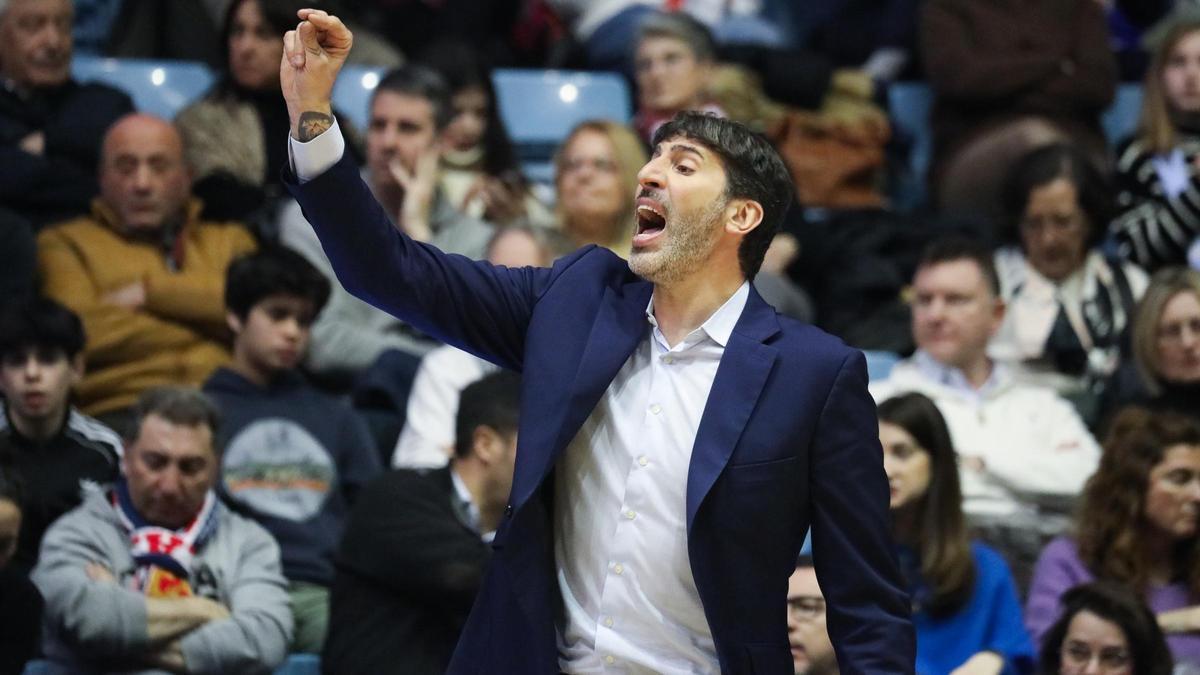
xmin=287 ymin=117 xmax=345 ymax=183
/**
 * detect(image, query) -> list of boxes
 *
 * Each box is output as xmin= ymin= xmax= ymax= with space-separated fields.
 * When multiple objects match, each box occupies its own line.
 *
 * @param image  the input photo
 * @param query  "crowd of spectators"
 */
xmin=5 ymin=0 xmax=1200 ymax=673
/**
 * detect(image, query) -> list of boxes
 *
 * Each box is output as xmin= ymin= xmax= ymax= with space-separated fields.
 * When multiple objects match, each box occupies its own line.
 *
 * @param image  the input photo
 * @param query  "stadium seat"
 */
xmin=71 ymin=56 xmax=215 ymax=120
xmin=886 ymin=82 xmax=935 ymax=210
xmin=863 ymin=349 xmax=902 ymax=382
xmin=491 ymin=69 xmax=633 ymax=184
xmin=274 ymin=653 xmax=321 ymax=674
xmin=1101 ymin=83 xmax=1144 ymax=148
xmin=331 ymin=63 xmax=387 ymax=132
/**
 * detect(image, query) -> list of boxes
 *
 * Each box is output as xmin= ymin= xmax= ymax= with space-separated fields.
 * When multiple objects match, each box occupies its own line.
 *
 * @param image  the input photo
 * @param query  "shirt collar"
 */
xmin=645 ymin=281 xmax=750 ymax=349
xmin=448 ymin=466 xmax=494 ymax=542
xmin=912 ymin=349 xmax=1009 ymax=397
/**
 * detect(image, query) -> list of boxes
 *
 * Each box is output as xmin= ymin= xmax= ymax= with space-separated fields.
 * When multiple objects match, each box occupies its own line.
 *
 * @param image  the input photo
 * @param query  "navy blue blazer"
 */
xmin=287 ymin=155 xmax=914 ymax=674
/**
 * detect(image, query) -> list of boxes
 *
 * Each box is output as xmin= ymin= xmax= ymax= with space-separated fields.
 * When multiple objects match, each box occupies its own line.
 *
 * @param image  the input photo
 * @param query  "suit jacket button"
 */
xmin=504 ymin=504 xmax=513 ymax=517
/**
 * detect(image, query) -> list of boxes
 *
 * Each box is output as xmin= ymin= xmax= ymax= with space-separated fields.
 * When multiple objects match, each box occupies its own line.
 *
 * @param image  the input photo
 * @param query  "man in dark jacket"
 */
xmin=323 ymin=371 xmax=520 ymax=675
xmin=0 ymin=0 xmax=134 ymax=228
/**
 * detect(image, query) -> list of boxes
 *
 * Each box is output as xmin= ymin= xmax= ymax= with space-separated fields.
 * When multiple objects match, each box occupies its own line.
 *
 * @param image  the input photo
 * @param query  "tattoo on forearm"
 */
xmin=297 ymin=111 xmax=334 ymax=142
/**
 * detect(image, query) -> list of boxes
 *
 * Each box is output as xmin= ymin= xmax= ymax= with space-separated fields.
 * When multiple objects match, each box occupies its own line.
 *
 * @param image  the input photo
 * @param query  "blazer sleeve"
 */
xmin=809 ymin=350 xmax=916 ymax=671
xmin=285 ymin=154 xmax=554 ymax=372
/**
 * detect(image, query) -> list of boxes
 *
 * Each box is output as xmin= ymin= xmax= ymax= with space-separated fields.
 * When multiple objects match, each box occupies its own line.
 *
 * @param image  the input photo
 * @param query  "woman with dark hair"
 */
xmin=1037 ymin=581 xmax=1172 ymax=675
xmin=879 ymin=393 xmax=1034 ymax=674
xmin=1112 ymin=15 xmax=1200 ymax=271
xmin=993 ymin=144 xmax=1148 ymax=410
xmin=175 ymin=0 xmax=361 ymax=226
xmin=1026 ymin=407 xmax=1200 ymax=665
xmin=418 ymin=40 xmax=553 ymax=228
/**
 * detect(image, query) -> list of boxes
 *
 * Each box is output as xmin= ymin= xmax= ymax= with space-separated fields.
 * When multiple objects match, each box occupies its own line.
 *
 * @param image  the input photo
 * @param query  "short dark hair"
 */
xmin=1038 ymin=581 xmax=1172 ymax=675
xmin=372 ymin=65 xmax=454 ymax=131
xmin=1001 ymin=143 xmax=1111 ymax=249
xmin=636 ymin=11 xmax=717 ymax=63
xmin=795 ymin=553 xmax=814 ymax=569
xmin=651 ymin=111 xmax=795 ymax=279
xmin=131 ymin=387 xmax=220 ymax=440
xmin=916 ymin=235 xmax=1001 ymax=297
xmin=224 ymin=247 xmax=331 ymax=320
xmin=0 ymin=297 xmax=86 ymax=362
xmin=453 ymin=371 xmax=521 ymax=459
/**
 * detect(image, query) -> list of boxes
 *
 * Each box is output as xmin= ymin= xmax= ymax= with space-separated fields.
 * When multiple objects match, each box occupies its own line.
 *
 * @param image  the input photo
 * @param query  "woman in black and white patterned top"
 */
xmin=1113 ymin=16 xmax=1200 ymax=271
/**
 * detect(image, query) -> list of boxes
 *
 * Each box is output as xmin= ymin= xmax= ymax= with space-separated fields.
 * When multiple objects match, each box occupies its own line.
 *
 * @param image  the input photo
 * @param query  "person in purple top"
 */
xmin=1026 ymin=407 xmax=1200 ymax=667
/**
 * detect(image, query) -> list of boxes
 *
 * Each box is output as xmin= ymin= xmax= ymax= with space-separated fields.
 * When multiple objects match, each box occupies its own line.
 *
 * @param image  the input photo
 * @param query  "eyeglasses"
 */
xmin=1157 ymin=318 xmax=1200 ymax=345
xmin=1061 ymin=641 xmax=1131 ymax=671
xmin=787 ymin=596 xmax=825 ymax=622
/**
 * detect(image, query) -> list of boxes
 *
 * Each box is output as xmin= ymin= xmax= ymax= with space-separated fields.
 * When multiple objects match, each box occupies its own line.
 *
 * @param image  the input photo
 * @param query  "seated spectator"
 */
xmin=0 ymin=464 xmax=41 ymax=675
xmin=0 ymin=0 xmax=134 ymax=229
xmin=0 ymin=207 xmax=35 ymax=303
xmin=1113 ymin=267 xmax=1200 ymax=422
xmin=1026 ymin=407 xmax=1200 ymax=666
xmin=921 ymin=0 xmax=1117 ymax=229
xmin=204 ymin=247 xmax=381 ymax=653
xmin=879 ymin=392 xmax=1035 ymax=674
xmin=993 ymin=144 xmax=1148 ymax=417
xmin=0 ymin=298 xmax=121 ymax=572
xmin=175 ymin=0 xmax=360 ymax=225
xmin=788 ymin=555 xmax=838 ymax=675
xmin=391 ymin=225 xmax=567 ymax=469
xmin=1112 ymin=16 xmax=1200 ymax=271
xmin=32 ymin=387 xmax=292 ymax=673
xmin=632 ymin=12 xmax=723 ymax=143
xmin=419 ymin=39 xmax=554 ymax=228
xmin=871 ymin=237 xmax=1101 ymax=583
xmin=37 ymin=113 xmax=257 ymax=426
xmin=1037 ymin=582 xmax=1172 ymax=675
xmin=803 ymin=0 xmax=920 ymax=83
xmin=323 ymin=371 xmax=520 ymax=675
xmin=278 ymin=65 xmax=496 ymax=378
xmin=555 ymin=119 xmax=647 ymax=258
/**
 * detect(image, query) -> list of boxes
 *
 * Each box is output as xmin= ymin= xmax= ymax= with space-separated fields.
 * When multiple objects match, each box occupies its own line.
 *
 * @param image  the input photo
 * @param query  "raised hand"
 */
xmin=280 ymin=8 xmax=353 ymax=140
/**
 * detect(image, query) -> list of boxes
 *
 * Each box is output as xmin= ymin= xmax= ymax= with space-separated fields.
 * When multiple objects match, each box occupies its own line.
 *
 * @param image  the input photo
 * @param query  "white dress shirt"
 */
xmin=555 ymin=283 xmax=748 ymax=675
xmin=290 ymin=125 xmax=750 ymax=672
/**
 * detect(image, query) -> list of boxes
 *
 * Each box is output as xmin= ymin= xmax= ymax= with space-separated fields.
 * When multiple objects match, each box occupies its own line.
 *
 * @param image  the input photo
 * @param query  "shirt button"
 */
xmin=649 ymin=403 xmax=662 ymax=415
xmin=623 ymin=509 xmax=636 ymax=520
xmin=613 ymin=563 xmax=624 ymax=575
xmin=604 ymin=655 xmax=615 ymax=665
xmin=637 ymin=456 xmax=649 ymax=467
xmin=663 ymin=355 xmax=674 ymax=364
xmin=603 ymin=617 xmax=614 ymax=627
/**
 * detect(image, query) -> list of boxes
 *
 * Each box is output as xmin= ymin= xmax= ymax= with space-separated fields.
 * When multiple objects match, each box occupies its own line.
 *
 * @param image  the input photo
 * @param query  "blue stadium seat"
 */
xmin=491 ymin=69 xmax=633 ymax=184
xmin=23 ymin=655 xmax=319 ymax=674
xmin=71 ymin=56 xmax=215 ymax=120
xmin=274 ymin=653 xmax=321 ymax=675
xmin=1101 ymin=83 xmax=1144 ymax=147
xmin=863 ymin=350 xmax=902 ymax=382
xmin=886 ymin=82 xmax=935 ymax=210
xmin=331 ymin=63 xmax=387 ymax=132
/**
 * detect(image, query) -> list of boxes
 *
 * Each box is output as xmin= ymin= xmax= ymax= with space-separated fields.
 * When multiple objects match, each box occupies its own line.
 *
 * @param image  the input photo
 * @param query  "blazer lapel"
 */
xmin=686 ymin=286 xmax=780 ymax=531
xmin=509 ymin=281 xmax=653 ymax=510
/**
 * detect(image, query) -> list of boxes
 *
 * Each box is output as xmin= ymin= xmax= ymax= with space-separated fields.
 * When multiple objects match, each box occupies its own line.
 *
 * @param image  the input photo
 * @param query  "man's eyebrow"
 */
xmin=668 ymin=143 xmax=705 ymax=159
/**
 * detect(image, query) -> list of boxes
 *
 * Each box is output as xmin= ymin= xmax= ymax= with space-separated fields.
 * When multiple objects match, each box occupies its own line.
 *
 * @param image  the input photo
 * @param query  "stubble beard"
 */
xmin=629 ymin=197 xmax=727 ymax=286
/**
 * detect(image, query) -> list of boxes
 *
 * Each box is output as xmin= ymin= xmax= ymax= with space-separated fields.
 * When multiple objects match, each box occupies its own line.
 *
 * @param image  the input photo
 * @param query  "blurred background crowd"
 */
xmin=4 ymin=0 xmax=1200 ymax=673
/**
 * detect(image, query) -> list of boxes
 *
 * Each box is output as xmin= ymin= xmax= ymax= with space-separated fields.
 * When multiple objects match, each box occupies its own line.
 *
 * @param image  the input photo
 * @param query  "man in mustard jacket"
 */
xmin=37 ymin=114 xmax=257 ymax=428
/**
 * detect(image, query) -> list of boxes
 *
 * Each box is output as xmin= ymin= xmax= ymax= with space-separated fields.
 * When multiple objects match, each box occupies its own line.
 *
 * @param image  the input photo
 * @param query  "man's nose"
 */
xmin=637 ymin=157 xmax=665 ymax=190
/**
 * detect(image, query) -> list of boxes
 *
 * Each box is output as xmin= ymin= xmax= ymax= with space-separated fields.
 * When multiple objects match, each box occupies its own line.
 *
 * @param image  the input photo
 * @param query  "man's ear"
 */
xmin=226 ymin=310 xmax=243 ymax=335
xmin=70 ymin=353 xmax=86 ymax=383
xmin=724 ymin=198 xmax=764 ymax=238
xmin=471 ymin=425 xmax=502 ymax=463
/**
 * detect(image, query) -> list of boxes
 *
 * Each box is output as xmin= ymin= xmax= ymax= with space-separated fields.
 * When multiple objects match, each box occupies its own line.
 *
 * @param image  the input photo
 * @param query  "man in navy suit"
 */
xmin=279 ymin=9 xmax=914 ymax=673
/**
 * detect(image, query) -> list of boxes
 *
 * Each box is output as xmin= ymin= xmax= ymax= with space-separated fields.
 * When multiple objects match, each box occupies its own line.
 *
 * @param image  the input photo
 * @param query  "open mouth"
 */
xmin=634 ymin=198 xmax=667 ymax=247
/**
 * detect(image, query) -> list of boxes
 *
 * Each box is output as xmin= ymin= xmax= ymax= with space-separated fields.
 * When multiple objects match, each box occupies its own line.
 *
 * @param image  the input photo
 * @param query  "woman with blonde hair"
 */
xmin=553 ymin=120 xmax=648 ymax=258
xmin=1112 ymin=16 xmax=1200 ymax=271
